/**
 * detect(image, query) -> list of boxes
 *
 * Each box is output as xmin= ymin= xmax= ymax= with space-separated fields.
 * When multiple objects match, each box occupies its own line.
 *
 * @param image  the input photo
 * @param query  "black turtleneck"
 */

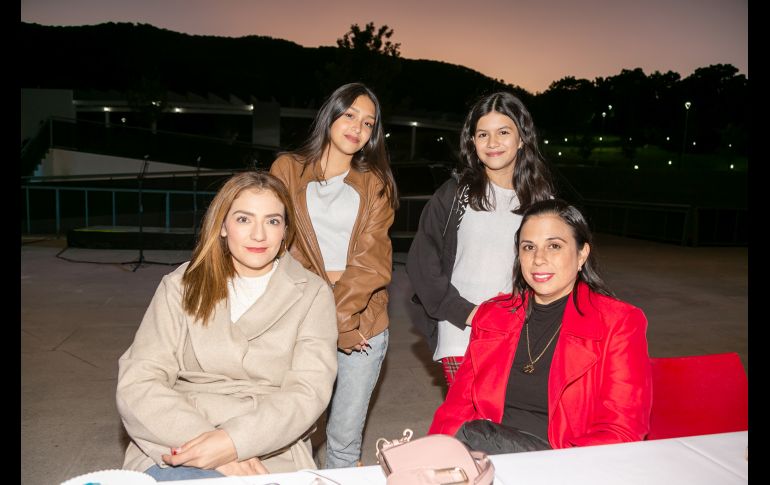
xmin=501 ymin=293 xmax=569 ymax=441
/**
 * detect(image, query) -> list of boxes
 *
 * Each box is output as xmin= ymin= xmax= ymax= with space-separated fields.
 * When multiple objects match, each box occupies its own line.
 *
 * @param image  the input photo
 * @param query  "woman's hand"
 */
xmin=341 ymin=339 xmax=368 ymax=354
xmin=161 ymin=429 xmax=238 ymax=470
xmin=216 ymin=456 xmax=269 ymax=476
xmin=342 ymin=330 xmax=371 ymax=354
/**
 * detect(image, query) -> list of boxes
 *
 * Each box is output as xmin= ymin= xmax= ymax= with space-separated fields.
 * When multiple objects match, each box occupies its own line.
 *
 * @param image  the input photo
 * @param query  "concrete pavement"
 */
xmin=21 ymin=234 xmax=747 ymax=484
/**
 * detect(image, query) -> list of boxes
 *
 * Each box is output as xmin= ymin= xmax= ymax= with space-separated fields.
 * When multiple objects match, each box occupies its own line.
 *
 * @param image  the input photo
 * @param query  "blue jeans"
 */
xmin=145 ymin=465 xmax=225 ymax=481
xmin=325 ymin=329 xmax=389 ymax=468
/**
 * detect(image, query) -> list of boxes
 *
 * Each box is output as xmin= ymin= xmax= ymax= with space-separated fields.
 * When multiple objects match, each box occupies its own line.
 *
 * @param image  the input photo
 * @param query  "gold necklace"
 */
xmin=319 ymin=159 xmax=328 ymax=184
xmin=522 ymin=322 xmax=562 ymax=374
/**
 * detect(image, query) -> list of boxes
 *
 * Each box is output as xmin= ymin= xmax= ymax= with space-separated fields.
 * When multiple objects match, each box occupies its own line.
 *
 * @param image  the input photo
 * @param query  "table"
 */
xmin=490 ymin=430 xmax=747 ymax=485
xmin=163 ymin=431 xmax=751 ymax=484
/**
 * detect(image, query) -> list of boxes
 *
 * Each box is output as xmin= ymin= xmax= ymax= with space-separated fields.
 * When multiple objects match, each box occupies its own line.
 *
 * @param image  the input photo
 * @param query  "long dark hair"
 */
xmin=511 ymin=199 xmax=614 ymax=317
xmin=287 ymin=82 xmax=398 ymax=209
xmin=458 ymin=92 xmax=554 ymax=213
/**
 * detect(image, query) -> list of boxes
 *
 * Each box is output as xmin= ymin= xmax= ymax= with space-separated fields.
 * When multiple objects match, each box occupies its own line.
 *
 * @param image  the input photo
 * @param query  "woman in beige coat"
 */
xmin=116 ymin=172 xmax=338 ymax=481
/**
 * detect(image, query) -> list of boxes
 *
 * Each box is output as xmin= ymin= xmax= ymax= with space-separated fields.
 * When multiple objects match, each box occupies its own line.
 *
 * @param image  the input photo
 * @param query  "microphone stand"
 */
xmin=132 ymin=155 xmax=150 ymax=272
xmin=192 ymin=155 xmax=201 ymax=240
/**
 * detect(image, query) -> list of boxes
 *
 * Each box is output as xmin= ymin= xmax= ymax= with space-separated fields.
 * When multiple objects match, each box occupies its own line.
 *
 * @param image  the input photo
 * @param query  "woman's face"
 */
xmin=518 ymin=213 xmax=590 ymax=304
xmin=221 ymin=189 xmax=286 ymax=277
xmin=328 ymin=95 xmax=376 ymax=159
xmin=473 ymin=111 xmax=523 ymax=181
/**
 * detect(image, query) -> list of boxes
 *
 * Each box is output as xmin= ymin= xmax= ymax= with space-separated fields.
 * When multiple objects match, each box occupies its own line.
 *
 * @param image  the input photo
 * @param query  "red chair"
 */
xmin=647 ymin=352 xmax=748 ymax=440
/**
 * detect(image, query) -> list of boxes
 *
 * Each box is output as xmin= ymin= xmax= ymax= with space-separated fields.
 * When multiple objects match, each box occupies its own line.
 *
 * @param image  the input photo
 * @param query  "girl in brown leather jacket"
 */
xmin=270 ymin=83 xmax=399 ymax=469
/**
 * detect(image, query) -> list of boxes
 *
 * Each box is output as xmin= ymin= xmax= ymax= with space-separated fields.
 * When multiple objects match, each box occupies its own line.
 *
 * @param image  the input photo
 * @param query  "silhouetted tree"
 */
xmin=315 ymin=23 xmax=404 ymax=113
xmin=337 ymin=22 xmax=401 ymax=57
xmin=536 ymin=76 xmax=595 ymax=136
xmin=678 ymin=64 xmax=748 ymax=153
xmin=602 ymin=68 xmax=652 ymax=143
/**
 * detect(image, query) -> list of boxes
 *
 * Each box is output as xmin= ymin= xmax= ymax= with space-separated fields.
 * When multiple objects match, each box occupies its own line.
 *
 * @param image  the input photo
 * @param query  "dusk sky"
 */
xmin=21 ymin=0 xmax=748 ymax=94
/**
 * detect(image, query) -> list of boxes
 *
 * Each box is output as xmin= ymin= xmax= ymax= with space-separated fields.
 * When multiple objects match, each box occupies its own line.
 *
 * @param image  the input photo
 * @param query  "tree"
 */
xmin=536 ymin=76 xmax=595 ymax=135
xmin=337 ymin=22 xmax=401 ymax=57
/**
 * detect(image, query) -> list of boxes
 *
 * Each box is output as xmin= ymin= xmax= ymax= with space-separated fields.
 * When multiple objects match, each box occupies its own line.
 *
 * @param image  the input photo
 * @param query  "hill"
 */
xmin=20 ymin=21 xmax=522 ymax=118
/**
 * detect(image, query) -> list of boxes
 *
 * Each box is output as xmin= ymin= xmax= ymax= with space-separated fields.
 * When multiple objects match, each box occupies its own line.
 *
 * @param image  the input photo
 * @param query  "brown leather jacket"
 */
xmin=270 ymin=154 xmax=394 ymax=349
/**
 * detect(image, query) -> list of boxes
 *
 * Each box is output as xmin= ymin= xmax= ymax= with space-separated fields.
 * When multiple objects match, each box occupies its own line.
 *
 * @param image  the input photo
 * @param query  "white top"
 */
xmin=306 ymin=170 xmax=360 ymax=271
xmin=227 ymin=260 xmax=278 ymax=322
xmin=434 ymin=183 xmax=522 ymax=361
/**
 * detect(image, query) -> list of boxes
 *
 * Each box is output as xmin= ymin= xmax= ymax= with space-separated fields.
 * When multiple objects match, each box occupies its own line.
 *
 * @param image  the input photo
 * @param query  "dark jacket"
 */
xmin=406 ymin=175 xmax=474 ymax=351
xmin=271 ymin=154 xmax=394 ymax=349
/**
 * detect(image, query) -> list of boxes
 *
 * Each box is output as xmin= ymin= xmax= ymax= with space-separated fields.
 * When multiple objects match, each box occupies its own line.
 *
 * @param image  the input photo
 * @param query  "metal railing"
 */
xmin=21 ymin=183 xmax=218 ymax=235
xmin=579 ymin=199 xmax=747 ymax=246
xmin=21 ymin=178 xmax=747 ymax=247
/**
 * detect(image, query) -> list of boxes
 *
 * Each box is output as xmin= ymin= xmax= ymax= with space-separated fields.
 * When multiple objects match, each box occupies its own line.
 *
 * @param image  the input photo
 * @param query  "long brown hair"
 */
xmin=181 ymin=171 xmax=295 ymax=325
xmin=285 ymin=82 xmax=399 ymax=209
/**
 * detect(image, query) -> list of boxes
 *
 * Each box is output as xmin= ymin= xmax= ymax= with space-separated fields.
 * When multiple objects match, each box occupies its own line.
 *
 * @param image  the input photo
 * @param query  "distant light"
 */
xmin=121 ymin=117 xmax=126 ymax=123
xmin=730 ymin=164 xmax=735 ymax=170
xmin=544 ymin=139 xmax=549 ymax=145
xmin=173 ymin=107 xmax=182 ymax=113
xmin=608 ymin=105 xmax=613 ymax=111
xmin=668 ymin=160 xmax=672 ymax=165
xmin=601 ymin=112 xmax=606 ymax=118
xmin=692 ymin=141 xmax=696 ymax=146
xmin=558 ymin=151 xmax=562 ymax=156
xmin=564 ymin=137 xmax=568 ymax=143
xmin=634 ymin=165 xmax=639 ymax=170
xmin=666 ymin=136 xmax=670 ymax=141
xmin=598 ymin=137 xmax=603 ymax=141
xmin=385 ymin=133 xmax=391 ymax=138
xmin=728 ymin=143 xmax=732 ymax=148
xmin=628 ymin=137 xmax=632 ymax=141
xmin=410 ymin=121 xmax=418 ymax=127
xmin=248 ymin=104 xmax=254 ymax=111
xmin=103 ymin=107 xmax=111 ymax=112
xmin=684 ymin=101 xmax=692 ymax=110
xmin=151 ymin=101 xmax=160 ymax=107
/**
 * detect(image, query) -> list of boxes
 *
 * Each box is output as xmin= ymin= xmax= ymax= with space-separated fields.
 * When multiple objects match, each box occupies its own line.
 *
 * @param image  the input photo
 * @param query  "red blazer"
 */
xmin=429 ymin=282 xmax=652 ymax=448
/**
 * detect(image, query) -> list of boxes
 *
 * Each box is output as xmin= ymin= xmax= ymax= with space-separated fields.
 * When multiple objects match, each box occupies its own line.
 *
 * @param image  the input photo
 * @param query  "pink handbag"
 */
xmin=376 ymin=429 xmax=495 ymax=484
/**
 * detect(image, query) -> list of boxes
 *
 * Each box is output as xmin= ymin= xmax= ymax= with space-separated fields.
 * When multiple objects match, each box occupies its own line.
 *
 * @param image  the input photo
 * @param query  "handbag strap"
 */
xmin=469 ymin=451 xmax=495 ymax=485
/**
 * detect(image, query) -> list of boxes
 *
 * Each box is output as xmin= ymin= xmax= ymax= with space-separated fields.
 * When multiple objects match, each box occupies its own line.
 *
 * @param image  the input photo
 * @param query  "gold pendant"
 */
xmin=523 ymin=363 xmax=535 ymax=374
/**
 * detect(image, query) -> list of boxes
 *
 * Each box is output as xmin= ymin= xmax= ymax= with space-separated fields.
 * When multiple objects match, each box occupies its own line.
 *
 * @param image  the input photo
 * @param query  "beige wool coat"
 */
xmin=116 ymin=253 xmax=338 ymax=474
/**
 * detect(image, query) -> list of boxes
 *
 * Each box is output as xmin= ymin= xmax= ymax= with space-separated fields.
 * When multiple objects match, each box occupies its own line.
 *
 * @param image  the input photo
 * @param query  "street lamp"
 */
xmin=679 ymin=101 xmax=692 ymax=169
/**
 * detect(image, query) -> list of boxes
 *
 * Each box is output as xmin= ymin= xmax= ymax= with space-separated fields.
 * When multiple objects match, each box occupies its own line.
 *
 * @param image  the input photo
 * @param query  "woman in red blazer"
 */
xmin=429 ymin=199 xmax=652 ymax=451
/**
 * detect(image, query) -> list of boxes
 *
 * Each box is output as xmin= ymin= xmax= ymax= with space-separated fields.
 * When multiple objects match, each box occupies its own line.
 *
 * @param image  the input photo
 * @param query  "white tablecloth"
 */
xmin=489 ymin=430 xmax=747 ymax=485
xmin=135 ymin=431 xmax=751 ymax=485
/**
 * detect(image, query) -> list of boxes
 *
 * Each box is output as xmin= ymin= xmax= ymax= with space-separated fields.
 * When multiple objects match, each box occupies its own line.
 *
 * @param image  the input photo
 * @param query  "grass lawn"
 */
xmin=542 ymin=138 xmax=747 ymax=172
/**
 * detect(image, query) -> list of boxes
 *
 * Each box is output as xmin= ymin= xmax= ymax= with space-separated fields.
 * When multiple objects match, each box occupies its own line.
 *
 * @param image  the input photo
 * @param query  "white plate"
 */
xmin=61 ymin=468 xmax=156 ymax=485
